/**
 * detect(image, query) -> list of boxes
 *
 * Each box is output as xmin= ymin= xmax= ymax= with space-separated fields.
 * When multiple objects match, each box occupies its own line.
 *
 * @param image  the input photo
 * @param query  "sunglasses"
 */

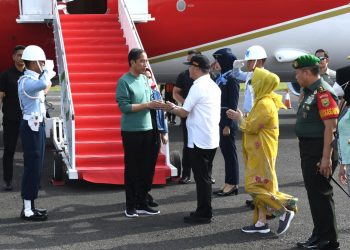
xmin=317 ymin=56 xmax=327 ymax=61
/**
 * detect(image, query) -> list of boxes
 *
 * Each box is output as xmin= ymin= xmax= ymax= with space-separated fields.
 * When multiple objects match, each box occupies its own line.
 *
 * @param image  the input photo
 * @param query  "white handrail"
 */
xmin=52 ymin=0 xmax=76 ymax=176
xmin=118 ymin=0 xmax=144 ymax=50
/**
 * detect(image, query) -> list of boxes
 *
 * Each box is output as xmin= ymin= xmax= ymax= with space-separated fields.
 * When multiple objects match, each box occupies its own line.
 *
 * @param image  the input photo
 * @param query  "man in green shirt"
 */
xmin=293 ymin=55 xmax=340 ymax=250
xmin=116 ymin=48 xmax=163 ymax=218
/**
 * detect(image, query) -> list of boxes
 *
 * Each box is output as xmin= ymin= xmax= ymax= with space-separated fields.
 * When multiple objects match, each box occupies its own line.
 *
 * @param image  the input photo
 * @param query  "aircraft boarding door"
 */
xmin=124 ymin=0 xmax=154 ymax=22
xmin=17 ymin=0 xmax=53 ymax=23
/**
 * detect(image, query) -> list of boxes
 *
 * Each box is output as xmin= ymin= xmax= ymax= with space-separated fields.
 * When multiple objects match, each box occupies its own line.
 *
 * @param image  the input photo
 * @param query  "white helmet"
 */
xmin=21 ymin=45 xmax=46 ymax=61
xmin=244 ymin=45 xmax=267 ymax=60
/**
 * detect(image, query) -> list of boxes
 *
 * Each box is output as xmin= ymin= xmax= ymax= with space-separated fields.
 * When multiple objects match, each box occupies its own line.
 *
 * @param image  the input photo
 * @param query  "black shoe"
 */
xmin=241 ymin=223 xmax=270 ymax=234
xmin=136 ymin=205 xmax=160 ymax=215
xmin=246 ymin=200 xmax=255 ymax=210
xmin=296 ymin=235 xmax=320 ymax=248
xmin=146 ymin=193 xmax=159 ymax=207
xmin=179 ymin=176 xmax=191 ymax=184
xmin=216 ymin=186 xmax=239 ymax=196
xmin=310 ymin=240 xmax=340 ymax=250
xmin=184 ymin=213 xmax=211 ymax=224
xmin=3 ymin=181 xmax=13 ymax=191
xmin=211 ymin=178 xmax=215 ymax=184
xmin=124 ymin=208 xmax=138 ymax=218
xmin=20 ymin=209 xmax=47 ymax=221
xmin=213 ymin=189 xmax=223 ymax=195
xmin=276 ymin=210 xmax=295 ymax=235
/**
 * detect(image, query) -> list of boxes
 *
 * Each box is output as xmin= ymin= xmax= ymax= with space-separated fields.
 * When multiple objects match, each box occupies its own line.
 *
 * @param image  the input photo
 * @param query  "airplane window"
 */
xmin=176 ymin=0 xmax=186 ymax=12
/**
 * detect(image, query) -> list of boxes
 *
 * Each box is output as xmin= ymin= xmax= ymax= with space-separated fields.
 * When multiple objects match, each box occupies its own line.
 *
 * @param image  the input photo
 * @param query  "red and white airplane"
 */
xmin=1 ymin=0 xmax=350 ymax=81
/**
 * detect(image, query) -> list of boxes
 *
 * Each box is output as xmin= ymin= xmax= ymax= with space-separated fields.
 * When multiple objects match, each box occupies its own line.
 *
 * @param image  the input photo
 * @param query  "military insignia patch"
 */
xmin=316 ymin=91 xmax=339 ymax=120
xmin=292 ymin=61 xmax=299 ymax=68
xmin=321 ymin=97 xmax=330 ymax=107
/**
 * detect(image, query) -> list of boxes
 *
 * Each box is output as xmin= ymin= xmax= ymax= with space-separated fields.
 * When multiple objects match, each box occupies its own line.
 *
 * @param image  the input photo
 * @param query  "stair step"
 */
xmin=60 ymin=14 xmax=118 ymax=22
xmin=65 ymin=45 xmax=127 ymax=55
xmin=64 ymin=36 xmax=126 ymax=46
xmin=72 ymin=93 xmax=117 ymax=104
xmin=74 ymin=103 xmax=120 ymax=116
xmin=70 ymin=82 xmax=117 ymax=93
xmin=75 ymin=115 xmax=120 ymax=129
xmin=69 ymin=72 xmax=120 ymax=83
xmin=76 ymin=141 xmax=122 ymax=155
xmin=62 ymin=29 xmax=124 ymax=38
xmin=75 ymin=153 xmax=166 ymax=166
xmin=61 ymin=21 xmax=121 ymax=30
xmin=76 ymin=128 xmax=121 ymax=141
xmin=68 ymin=62 xmax=128 ymax=73
xmin=66 ymin=53 xmax=127 ymax=63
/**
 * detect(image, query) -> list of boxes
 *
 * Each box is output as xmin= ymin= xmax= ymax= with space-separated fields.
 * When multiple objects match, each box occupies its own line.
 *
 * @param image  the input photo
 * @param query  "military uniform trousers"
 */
xmin=299 ymin=137 xmax=338 ymax=243
xmin=20 ymin=120 xmax=46 ymax=200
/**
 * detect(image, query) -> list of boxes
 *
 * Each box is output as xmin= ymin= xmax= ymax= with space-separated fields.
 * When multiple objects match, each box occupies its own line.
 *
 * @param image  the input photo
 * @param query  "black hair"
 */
xmin=13 ymin=45 xmax=25 ymax=55
xmin=315 ymin=49 xmax=329 ymax=58
xmin=128 ymin=48 xmax=145 ymax=67
xmin=303 ymin=65 xmax=320 ymax=76
xmin=23 ymin=60 xmax=31 ymax=68
xmin=188 ymin=49 xmax=201 ymax=56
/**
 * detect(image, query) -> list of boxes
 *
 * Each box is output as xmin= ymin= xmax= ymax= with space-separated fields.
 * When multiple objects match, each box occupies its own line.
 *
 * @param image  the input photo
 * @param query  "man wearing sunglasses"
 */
xmin=315 ymin=49 xmax=336 ymax=87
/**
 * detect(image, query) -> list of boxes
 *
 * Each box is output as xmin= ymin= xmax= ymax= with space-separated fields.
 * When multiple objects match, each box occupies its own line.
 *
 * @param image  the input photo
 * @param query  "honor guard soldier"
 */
xmin=293 ymin=55 xmax=340 ymax=250
xmin=18 ymin=45 xmax=55 ymax=221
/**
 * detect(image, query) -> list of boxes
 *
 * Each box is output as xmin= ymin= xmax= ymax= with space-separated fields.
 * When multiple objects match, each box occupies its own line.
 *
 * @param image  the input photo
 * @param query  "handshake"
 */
xmin=147 ymin=100 xmax=177 ymax=112
xmin=42 ymin=60 xmax=56 ymax=80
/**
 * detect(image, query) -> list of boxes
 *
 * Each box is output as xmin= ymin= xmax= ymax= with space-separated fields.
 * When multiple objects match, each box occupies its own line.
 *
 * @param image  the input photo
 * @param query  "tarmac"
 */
xmin=0 ymin=92 xmax=349 ymax=250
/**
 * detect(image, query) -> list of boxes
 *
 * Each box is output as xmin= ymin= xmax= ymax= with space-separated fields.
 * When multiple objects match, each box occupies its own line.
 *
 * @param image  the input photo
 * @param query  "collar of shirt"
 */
xmin=306 ymin=78 xmax=322 ymax=93
xmin=193 ymin=74 xmax=211 ymax=85
xmin=24 ymin=69 xmax=40 ymax=79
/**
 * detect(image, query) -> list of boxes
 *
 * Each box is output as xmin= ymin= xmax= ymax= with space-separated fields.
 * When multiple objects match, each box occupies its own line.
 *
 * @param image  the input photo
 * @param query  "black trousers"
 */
xmin=121 ymin=130 xmax=157 ymax=209
xmin=190 ymin=144 xmax=217 ymax=218
xmin=20 ymin=120 xmax=45 ymax=200
xmin=181 ymin=117 xmax=191 ymax=178
xmin=2 ymin=119 xmax=21 ymax=183
xmin=299 ymin=137 xmax=338 ymax=242
xmin=219 ymin=126 xmax=239 ymax=185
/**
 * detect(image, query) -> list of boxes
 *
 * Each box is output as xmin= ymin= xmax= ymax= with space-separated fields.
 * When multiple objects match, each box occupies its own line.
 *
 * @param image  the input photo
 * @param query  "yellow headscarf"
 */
xmin=251 ymin=67 xmax=286 ymax=110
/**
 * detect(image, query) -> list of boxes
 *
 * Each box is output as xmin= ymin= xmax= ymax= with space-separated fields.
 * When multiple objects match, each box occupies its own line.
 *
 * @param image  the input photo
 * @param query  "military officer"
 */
xmin=18 ymin=45 xmax=55 ymax=221
xmin=293 ymin=55 xmax=340 ymax=250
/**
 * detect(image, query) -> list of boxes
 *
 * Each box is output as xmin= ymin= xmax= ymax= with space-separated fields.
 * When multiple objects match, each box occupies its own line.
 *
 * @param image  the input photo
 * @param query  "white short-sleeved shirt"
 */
xmin=183 ymin=74 xmax=221 ymax=149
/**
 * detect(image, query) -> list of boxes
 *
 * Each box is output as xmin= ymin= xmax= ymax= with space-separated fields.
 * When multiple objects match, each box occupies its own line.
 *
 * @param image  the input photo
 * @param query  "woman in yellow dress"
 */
xmin=227 ymin=67 xmax=298 ymax=235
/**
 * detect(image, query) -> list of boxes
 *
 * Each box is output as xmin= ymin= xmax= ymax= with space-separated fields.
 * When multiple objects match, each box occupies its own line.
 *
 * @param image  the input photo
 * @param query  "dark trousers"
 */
xmin=299 ymin=137 xmax=338 ymax=242
xmin=2 ymin=119 xmax=21 ymax=183
xmin=181 ymin=118 xmax=191 ymax=178
xmin=20 ymin=120 xmax=45 ymax=200
xmin=219 ymin=126 xmax=239 ymax=185
xmin=190 ymin=145 xmax=217 ymax=218
xmin=122 ymin=130 xmax=156 ymax=209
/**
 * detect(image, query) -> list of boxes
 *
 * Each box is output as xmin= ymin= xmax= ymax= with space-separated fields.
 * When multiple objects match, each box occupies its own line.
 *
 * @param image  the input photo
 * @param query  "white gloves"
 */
xmin=42 ymin=60 xmax=56 ymax=80
xmin=233 ymin=60 xmax=245 ymax=69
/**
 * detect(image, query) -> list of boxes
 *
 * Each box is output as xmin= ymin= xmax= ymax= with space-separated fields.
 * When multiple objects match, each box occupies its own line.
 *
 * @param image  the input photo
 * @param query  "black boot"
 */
xmin=31 ymin=200 xmax=47 ymax=214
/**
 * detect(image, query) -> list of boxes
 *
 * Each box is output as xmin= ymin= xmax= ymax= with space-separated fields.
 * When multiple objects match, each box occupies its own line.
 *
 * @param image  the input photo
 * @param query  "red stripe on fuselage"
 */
xmin=137 ymin=0 xmax=349 ymax=57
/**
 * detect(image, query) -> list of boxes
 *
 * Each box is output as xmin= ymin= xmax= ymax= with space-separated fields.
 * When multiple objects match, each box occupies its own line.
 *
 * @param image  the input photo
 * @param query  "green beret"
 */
xmin=292 ymin=54 xmax=320 ymax=69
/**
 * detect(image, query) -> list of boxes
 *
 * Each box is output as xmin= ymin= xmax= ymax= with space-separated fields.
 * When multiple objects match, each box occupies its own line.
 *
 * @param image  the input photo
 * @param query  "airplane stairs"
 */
xmin=59 ymin=13 xmax=171 ymax=184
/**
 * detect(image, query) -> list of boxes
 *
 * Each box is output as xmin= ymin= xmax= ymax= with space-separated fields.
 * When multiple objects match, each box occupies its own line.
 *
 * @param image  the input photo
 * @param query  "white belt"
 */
xmin=23 ymin=114 xmax=44 ymax=122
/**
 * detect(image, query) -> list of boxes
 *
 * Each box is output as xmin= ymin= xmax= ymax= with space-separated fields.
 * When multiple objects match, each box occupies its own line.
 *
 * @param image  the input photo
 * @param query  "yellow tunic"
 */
xmin=240 ymin=68 xmax=298 ymax=223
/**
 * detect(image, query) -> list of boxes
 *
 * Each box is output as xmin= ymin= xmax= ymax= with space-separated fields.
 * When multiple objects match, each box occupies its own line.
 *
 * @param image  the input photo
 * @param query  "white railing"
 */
xmin=118 ymin=0 xmax=177 ymax=176
xmin=52 ymin=0 xmax=77 ymax=179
